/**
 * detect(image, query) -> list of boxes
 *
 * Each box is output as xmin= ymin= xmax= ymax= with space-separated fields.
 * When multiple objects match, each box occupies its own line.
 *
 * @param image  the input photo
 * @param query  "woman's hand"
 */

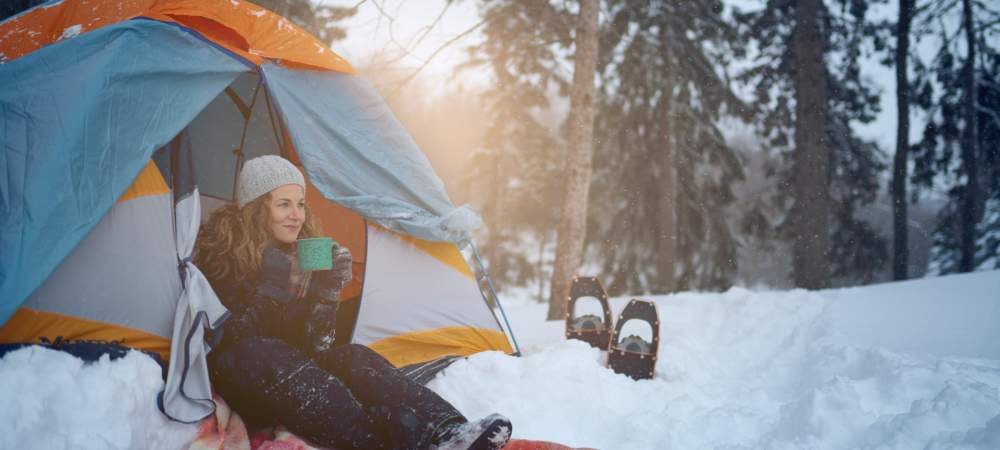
xmin=305 ymin=301 xmax=338 ymax=353
xmin=309 ymin=245 xmax=353 ymax=303
xmin=299 ymin=245 xmax=350 ymax=353
xmin=255 ymin=246 xmax=295 ymax=302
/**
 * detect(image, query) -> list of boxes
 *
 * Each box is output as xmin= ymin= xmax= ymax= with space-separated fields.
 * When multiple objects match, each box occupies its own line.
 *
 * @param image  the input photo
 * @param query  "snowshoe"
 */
xmin=564 ymin=276 xmax=613 ymax=350
xmin=607 ymin=299 xmax=659 ymax=380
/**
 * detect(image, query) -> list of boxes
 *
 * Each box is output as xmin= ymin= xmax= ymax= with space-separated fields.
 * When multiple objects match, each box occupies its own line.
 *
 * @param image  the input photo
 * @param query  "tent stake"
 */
xmin=465 ymin=239 xmax=522 ymax=357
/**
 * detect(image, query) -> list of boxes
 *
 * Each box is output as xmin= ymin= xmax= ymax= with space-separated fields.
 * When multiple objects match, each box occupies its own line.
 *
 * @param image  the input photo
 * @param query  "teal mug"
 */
xmin=297 ymin=237 xmax=337 ymax=272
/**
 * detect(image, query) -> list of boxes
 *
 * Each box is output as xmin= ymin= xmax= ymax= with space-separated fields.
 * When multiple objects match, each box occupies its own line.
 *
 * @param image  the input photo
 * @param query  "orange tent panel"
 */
xmin=0 ymin=0 xmax=354 ymax=73
xmin=306 ymin=182 xmax=367 ymax=300
xmin=148 ymin=0 xmax=353 ymax=72
xmin=0 ymin=0 xmax=154 ymax=61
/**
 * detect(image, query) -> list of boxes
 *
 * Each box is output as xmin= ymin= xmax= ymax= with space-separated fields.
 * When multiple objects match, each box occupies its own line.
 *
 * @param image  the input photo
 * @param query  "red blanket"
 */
xmin=189 ymin=394 xmax=592 ymax=450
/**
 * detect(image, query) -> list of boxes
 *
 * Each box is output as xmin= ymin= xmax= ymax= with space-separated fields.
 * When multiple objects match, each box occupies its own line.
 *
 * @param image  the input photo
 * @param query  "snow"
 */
xmin=0 ymin=348 xmax=195 ymax=450
xmin=430 ymin=271 xmax=1000 ymax=449
xmin=59 ymin=25 xmax=81 ymax=40
xmin=1 ymin=271 xmax=998 ymax=449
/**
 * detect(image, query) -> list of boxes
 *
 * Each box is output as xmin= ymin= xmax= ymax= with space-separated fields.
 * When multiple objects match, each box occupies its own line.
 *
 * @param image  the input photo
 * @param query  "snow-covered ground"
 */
xmin=2 ymin=271 xmax=999 ymax=449
xmin=434 ymin=270 xmax=1000 ymax=449
xmin=0 ymin=348 xmax=196 ymax=449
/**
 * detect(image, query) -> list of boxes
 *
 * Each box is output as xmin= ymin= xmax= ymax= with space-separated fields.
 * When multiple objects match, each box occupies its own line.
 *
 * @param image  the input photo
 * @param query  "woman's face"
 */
xmin=266 ymin=184 xmax=307 ymax=244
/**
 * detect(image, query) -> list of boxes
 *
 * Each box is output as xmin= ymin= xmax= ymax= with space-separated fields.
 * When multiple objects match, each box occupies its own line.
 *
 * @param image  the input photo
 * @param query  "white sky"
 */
xmin=328 ymin=0 xmax=488 ymax=87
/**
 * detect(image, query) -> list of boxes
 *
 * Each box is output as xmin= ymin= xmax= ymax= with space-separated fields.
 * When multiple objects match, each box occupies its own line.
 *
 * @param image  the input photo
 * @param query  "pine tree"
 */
xmin=588 ymin=0 xmax=747 ymax=294
xmin=911 ymin=0 xmax=1000 ymax=274
xmin=466 ymin=0 xmax=750 ymax=297
xmin=461 ymin=0 xmax=572 ymax=294
xmin=977 ymin=55 xmax=1000 ymax=269
xmin=736 ymin=0 xmax=887 ymax=288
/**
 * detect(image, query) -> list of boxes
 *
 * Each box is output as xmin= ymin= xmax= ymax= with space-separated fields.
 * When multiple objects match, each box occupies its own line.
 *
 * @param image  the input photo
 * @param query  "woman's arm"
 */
xmin=219 ymin=247 xmax=297 ymax=346
xmin=291 ymin=245 xmax=353 ymax=354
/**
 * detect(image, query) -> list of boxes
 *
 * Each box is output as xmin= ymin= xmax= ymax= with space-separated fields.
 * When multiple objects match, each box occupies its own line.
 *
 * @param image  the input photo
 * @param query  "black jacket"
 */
xmin=213 ymin=244 xmax=352 ymax=356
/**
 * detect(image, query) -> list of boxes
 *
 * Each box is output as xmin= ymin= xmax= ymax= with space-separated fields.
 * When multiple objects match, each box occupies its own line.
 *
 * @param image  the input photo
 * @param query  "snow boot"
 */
xmin=565 ymin=276 xmax=613 ymax=350
xmin=607 ymin=299 xmax=659 ymax=380
xmin=431 ymin=413 xmax=512 ymax=450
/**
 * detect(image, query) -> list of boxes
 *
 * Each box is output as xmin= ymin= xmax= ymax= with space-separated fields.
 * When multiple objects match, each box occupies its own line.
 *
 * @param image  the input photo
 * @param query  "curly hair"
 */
xmin=194 ymin=193 xmax=320 ymax=286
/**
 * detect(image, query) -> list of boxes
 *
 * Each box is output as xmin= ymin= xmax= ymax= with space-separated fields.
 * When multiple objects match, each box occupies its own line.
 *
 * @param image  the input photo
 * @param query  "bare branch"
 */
xmin=366 ymin=0 xmax=454 ymax=67
xmin=409 ymin=1 xmax=453 ymax=52
xmin=386 ymin=15 xmax=495 ymax=100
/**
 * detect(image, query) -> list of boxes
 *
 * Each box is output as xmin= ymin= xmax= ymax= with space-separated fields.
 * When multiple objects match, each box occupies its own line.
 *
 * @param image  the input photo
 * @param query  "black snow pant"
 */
xmin=208 ymin=338 xmax=464 ymax=450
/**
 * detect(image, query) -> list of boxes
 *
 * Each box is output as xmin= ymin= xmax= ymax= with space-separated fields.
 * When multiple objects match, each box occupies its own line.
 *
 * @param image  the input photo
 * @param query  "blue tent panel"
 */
xmin=0 ymin=19 xmax=247 ymax=324
xmin=261 ymin=64 xmax=481 ymax=243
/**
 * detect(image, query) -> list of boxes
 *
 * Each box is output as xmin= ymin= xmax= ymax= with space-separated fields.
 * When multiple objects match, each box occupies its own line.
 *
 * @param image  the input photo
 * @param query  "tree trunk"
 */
xmin=791 ymin=0 xmax=832 ymax=289
xmin=661 ymin=106 xmax=678 ymax=293
xmin=547 ymin=0 xmax=599 ymax=320
xmin=483 ymin=150 xmax=506 ymax=285
xmin=672 ymin=112 xmax=695 ymax=291
xmin=959 ymin=0 xmax=979 ymax=272
xmin=658 ymin=28 xmax=678 ymax=293
xmin=537 ymin=231 xmax=548 ymax=302
xmin=892 ymin=0 xmax=914 ymax=280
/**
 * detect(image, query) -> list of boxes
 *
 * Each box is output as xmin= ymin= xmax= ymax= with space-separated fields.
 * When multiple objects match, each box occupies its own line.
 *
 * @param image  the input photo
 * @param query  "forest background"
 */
xmin=316 ymin=0 xmax=999 ymax=305
xmin=6 ymin=0 xmax=995 ymax=310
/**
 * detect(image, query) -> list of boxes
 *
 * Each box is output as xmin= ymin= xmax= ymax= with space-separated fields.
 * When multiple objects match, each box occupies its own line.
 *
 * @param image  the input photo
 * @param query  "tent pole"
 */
xmin=465 ymin=239 xmax=522 ymax=357
xmin=230 ymin=75 xmax=264 ymax=197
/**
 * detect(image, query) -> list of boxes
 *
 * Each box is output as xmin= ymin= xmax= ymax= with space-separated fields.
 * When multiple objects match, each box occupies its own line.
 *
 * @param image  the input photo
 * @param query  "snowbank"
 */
xmin=1 ymin=271 xmax=997 ymax=449
xmin=430 ymin=271 xmax=1000 ymax=449
xmin=0 ymin=347 xmax=195 ymax=450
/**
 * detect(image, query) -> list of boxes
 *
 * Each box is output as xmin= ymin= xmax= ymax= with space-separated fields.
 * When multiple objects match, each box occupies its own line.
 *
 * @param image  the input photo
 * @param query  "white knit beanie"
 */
xmin=236 ymin=155 xmax=306 ymax=208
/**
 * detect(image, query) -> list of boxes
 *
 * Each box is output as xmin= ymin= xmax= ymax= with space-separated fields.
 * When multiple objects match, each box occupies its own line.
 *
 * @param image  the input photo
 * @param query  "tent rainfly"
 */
xmin=0 ymin=0 xmax=518 ymax=423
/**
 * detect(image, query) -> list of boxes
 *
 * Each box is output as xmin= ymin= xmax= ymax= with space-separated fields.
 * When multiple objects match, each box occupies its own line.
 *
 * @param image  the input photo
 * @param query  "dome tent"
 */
xmin=0 ymin=0 xmax=517 ymax=423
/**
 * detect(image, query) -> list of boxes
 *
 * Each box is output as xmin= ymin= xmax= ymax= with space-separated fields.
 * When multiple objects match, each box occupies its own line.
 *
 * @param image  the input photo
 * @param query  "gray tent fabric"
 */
xmin=261 ymin=64 xmax=481 ymax=243
xmin=160 ymin=134 xmax=229 ymax=423
xmin=20 ymin=191 xmax=180 ymax=338
xmin=180 ymin=72 xmax=285 ymax=200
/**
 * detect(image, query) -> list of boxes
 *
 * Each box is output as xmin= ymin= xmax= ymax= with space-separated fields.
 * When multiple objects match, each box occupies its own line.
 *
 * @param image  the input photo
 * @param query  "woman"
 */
xmin=195 ymin=155 xmax=511 ymax=450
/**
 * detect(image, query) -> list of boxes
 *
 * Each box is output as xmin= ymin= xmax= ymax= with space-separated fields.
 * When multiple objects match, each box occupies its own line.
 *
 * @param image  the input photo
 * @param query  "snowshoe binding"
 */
xmin=607 ymin=299 xmax=659 ymax=380
xmin=564 ymin=276 xmax=613 ymax=350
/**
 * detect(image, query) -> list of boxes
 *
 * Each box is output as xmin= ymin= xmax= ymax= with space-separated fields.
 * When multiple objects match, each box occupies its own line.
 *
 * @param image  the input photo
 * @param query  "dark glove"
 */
xmin=308 ymin=245 xmax=353 ymax=303
xmin=304 ymin=301 xmax=339 ymax=354
xmin=254 ymin=246 xmax=295 ymax=302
